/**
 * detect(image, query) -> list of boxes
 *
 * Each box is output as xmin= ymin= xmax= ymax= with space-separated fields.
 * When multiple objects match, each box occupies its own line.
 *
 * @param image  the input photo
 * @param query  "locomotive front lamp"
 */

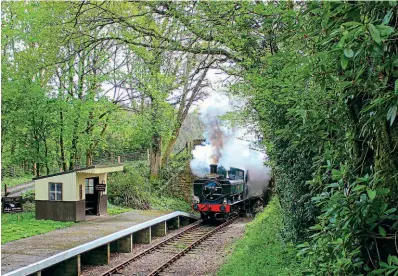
xmin=192 ymin=196 xmax=200 ymax=203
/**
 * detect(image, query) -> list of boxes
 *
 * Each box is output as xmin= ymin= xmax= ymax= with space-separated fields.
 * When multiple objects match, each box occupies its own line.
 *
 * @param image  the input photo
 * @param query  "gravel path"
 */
xmin=82 ymin=218 xmax=250 ymax=276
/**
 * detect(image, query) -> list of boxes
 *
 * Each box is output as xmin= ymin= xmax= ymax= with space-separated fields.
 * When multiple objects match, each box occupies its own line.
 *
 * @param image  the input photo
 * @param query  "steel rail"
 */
xmin=100 ymin=220 xmax=202 ymax=276
xmin=148 ymin=217 xmax=237 ymax=276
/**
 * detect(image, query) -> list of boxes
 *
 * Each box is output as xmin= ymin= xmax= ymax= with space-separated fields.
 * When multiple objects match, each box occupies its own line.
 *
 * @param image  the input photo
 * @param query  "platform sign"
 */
xmin=2 ymin=196 xmax=23 ymax=213
xmin=95 ymin=184 xmax=106 ymax=192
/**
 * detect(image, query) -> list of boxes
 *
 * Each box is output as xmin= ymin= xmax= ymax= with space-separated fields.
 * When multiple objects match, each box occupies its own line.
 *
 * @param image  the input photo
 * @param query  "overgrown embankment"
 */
xmin=218 ymin=198 xmax=304 ymax=276
xmin=107 ymin=158 xmax=192 ymax=213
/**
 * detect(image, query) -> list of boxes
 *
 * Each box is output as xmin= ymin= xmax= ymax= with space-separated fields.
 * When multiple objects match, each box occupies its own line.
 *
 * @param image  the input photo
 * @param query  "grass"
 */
xmin=107 ymin=203 xmax=133 ymax=215
xmin=2 ymin=174 xmax=34 ymax=189
xmin=1 ymin=209 xmax=75 ymax=244
xmin=218 ymin=197 xmax=304 ymax=276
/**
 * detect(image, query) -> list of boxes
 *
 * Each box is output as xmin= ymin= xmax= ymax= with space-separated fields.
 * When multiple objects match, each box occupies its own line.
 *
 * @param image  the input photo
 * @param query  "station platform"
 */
xmin=1 ymin=209 xmax=174 ymax=274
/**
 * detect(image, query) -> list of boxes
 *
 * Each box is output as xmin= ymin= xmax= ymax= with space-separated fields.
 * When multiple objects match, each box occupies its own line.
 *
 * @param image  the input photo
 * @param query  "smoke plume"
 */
xmin=208 ymin=118 xmax=226 ymax=164
xmin=190 ymin=92 xmax=271 ymax=195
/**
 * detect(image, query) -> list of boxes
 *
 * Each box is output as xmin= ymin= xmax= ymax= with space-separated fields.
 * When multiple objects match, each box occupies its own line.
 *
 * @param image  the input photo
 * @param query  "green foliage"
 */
xmin=1 ymin=1 xmax=181 ymax=177
xmin=165 ymin=1 xmax=397 ymax=273
xmin=149 ymin=196 xmax=191 ymax=213
xmin=22 ymin=190 xmax=35 ymax=203
xmin=156 ymin=152 xmax=191 ymax=196
xmin=107 ymin=163 xmax=152 ymax=209
xmin=299 ymin=166 xmax=398 ymax=275
xmin=1 ymin=212 xmax=74 ymax=244
xmin=218 ymin=197 xmax=304 ymax=276
xmin=108 ymin=160 xmax=191 ymax=212
xmin=212 ymin=2 xmax=398 ymax=274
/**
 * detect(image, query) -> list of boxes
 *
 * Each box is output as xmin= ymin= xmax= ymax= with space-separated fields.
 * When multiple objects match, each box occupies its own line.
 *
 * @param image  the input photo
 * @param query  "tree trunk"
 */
xmin=69 ymin=50 xmax=85 ymax=170
xmin=160 ymin=59 xmax=210 ymax=166
xmin=44 ymin=137 xmax=50 ymax=175
xmin=59 ymin=108 xmax=67 ymax=171
xmin=162 ymin=124 xmax=182 ymax=165
xmin=35 ymin=133 xmax=40 ymax=177
xmin=69 ymin=118 xmax=79 ymax=170
xmin=150 ymin=134 xmax=162 ymax=178
xmin=86 ymin=149 xmax=93 ymax=166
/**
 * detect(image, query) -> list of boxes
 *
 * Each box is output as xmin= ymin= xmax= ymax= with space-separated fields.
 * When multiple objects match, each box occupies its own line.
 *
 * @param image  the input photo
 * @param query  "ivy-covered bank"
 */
xmin=218 ymin=198 xmax=304 ymax=276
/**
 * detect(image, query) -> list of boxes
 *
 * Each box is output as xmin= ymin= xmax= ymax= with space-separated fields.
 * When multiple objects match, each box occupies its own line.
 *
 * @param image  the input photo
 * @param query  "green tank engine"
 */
xmin=192 ymin=164 xmax=248 ymax=220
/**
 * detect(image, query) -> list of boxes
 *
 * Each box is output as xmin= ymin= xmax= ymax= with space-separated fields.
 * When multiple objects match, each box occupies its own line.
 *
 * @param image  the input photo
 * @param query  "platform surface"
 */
xmin=1 ymin=209 xmax=171 ymax=274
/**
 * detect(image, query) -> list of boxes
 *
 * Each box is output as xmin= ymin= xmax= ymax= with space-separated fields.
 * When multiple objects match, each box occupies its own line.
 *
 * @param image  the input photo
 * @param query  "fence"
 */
xmin=1 ymin=150 xmax=149 ymax=179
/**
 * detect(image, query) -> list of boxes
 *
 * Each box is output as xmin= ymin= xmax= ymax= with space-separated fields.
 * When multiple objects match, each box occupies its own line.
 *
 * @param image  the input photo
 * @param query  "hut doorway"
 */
xmin=85 ymin=177 xmax=99 ymax=215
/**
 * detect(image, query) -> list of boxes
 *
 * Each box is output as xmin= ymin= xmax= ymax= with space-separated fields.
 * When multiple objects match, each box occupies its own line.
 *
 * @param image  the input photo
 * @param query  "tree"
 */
xmin=161 ymin=54 xmax=212 ymax=165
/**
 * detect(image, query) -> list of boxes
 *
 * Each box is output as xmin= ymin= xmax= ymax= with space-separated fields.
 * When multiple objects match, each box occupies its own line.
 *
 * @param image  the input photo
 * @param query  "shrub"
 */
xmin=299 ymin=165 xmax=398 ymax=275
xmin=107 ymin=164 xmax=151 ymax=209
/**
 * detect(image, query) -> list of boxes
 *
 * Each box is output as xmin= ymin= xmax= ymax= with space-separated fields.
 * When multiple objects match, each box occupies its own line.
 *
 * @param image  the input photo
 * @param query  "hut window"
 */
xmin=85 ymin=179 xmax=94 ymax=194
xmin=49 ymin=183 xmax=62 ymax=201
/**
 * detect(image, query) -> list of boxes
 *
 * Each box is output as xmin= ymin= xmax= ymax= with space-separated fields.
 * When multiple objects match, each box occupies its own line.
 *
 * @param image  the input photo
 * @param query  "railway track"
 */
xmin=100 ymin=217 xmax=237 ymax=276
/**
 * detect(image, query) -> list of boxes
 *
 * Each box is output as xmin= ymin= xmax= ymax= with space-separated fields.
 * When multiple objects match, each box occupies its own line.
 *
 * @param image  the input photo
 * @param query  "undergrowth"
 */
xmin=108 ymin=160 xmax=191 ymax=213
xmin=149 ymin=196 xmax=191 ymax=213
xmin=218 ymin=197 xmax=304 ymax=276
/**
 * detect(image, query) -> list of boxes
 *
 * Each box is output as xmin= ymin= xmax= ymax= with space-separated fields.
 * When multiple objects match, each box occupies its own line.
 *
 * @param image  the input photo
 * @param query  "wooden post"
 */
xmin=97 ymin=191 xmax=101 ymax=216
xmin=117 ymin=156 xmax=121 ymax=164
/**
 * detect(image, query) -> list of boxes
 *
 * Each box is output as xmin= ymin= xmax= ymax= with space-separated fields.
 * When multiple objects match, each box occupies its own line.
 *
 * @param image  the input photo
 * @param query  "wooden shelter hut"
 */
xmin=34 ymin=165 xmax=123 ymax=222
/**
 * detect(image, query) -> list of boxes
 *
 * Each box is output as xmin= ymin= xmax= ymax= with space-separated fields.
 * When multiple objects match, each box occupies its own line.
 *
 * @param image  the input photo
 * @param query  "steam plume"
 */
xmin=190 ymin=92 xmax=271 ymax=195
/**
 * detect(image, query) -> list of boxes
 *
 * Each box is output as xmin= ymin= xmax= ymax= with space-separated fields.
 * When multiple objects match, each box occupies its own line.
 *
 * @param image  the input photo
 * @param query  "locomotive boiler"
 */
xmin=192 ymin=164 xmax=268 ymax=220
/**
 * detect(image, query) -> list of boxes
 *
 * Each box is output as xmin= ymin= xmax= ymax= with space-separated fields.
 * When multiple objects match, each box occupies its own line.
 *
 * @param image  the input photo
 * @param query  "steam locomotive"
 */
xmin=192 ymin=164 xmax=268 ymax=220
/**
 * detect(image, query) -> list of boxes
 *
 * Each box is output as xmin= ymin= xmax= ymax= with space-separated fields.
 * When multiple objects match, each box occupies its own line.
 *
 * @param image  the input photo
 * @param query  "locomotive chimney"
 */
xmin=210 ymin=164 xmax=218 ymax=174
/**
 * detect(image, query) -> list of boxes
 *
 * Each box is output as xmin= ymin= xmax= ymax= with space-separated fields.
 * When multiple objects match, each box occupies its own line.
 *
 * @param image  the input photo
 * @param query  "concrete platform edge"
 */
xmin=3 ymin=211 xmax=198 ymax=276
